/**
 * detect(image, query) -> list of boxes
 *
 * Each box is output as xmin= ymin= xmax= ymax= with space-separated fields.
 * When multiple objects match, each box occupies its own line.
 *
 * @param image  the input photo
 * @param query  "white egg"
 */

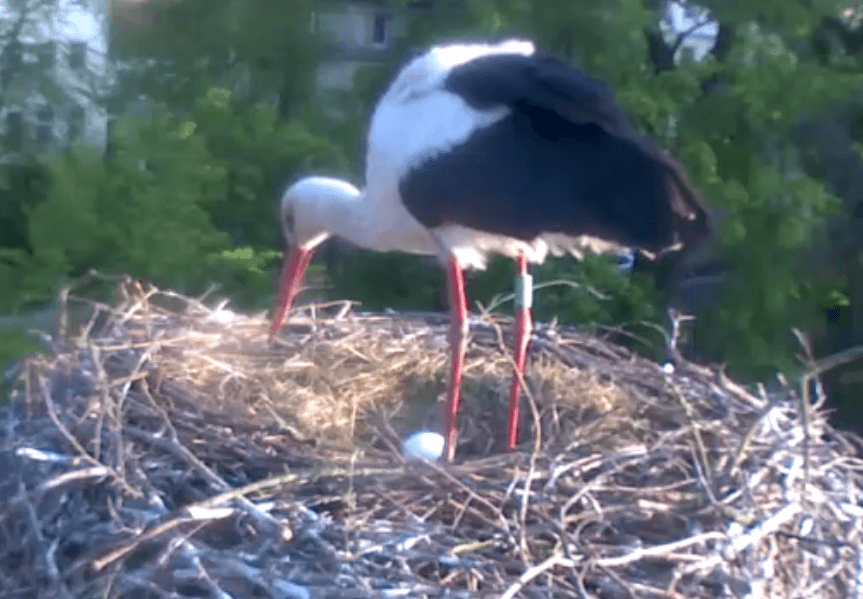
xmin=210 ymin=308 xmax=236 ymax=324
xmin=402 ymin=431 xmax=445 ymax=460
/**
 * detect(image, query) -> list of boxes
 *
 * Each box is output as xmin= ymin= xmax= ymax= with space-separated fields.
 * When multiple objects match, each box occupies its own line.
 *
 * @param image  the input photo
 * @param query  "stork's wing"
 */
xmin=441 ymin=51 xmax=711 ymax=245
xmin=442 ymin=52 xmax=636 ymax=138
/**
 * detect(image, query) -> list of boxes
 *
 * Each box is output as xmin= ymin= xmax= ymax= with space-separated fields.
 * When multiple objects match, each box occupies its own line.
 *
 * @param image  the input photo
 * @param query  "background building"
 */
xmin=0 ymin=0 xmax=112 ymax=161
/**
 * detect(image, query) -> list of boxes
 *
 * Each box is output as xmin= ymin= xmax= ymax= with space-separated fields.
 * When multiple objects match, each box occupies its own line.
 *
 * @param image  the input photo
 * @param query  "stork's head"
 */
xmin=269 ymin=176 xmax=361 ymax=339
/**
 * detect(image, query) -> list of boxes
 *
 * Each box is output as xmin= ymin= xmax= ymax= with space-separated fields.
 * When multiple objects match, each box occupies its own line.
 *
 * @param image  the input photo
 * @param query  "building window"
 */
xmin=68 ymin=105 xmax=84 ymax=143
xmin=69 ymin=42 xmax=86 ymax=69
xmin=372 ymin=14 xmax=389 ymax=47
xmin=104 ymin=116 xmax=116 ymax=161
xmin=38 ymin=42 xmax=55 ymax=70
xmin=37 ymin=106 xmax=53 ymax=145
xmin=5 ymin=111 xmax=23 ymax=150
xmin=2 ymin=41 xmax=22 ymax=86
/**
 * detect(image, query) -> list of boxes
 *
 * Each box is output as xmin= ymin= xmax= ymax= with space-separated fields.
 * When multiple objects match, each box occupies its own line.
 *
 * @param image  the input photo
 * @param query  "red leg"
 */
xmin=444 ymin=257 xmax=468 ymax=463
xmin=507 ymin=252 xmax=533 ymax=451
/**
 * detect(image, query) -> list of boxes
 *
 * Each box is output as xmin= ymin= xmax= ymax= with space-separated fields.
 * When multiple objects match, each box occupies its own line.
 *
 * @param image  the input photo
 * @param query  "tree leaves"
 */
xmin=2 ymin=0 xmax=860 ymax=382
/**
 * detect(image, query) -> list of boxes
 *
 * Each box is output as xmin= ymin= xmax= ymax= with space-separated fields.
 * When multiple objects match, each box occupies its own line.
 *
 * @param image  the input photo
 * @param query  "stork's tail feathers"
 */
xmin=631 ymin=132 xmax=712 ymax=254
xmin=661 ymin=150 xmax=711 ymax=250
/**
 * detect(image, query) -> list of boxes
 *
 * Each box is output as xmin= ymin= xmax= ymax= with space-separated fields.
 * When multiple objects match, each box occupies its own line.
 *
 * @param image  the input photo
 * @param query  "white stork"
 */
xmin=269 ymin=39 xmax=710 ymax=462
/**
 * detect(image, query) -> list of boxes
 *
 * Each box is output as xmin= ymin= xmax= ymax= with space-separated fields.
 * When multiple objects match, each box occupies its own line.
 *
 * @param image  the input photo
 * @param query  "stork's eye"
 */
xmin=283 ymin=212 xmax=295 ymax=231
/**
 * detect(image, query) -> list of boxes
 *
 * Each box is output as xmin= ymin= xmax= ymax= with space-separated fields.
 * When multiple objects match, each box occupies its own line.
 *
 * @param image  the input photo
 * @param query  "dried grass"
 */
xmin=1 ymin=274 xmax=862 ymax=599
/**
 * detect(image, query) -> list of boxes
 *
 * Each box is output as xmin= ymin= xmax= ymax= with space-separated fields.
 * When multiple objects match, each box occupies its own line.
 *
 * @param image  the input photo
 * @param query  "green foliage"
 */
xmin=192 ymin=87 xmax=350 ymax=249
xmin=529 ymin=258 xmax=661 ymax=329
xmin=24 ymin=104 xmax=230 ymax=300
xmin=0 ymin=331 xmax=41 ymax=368
xmin=5 ymin=91 xmax=347 ymax=323
xmin=0 ymin=331 xmax=40 ymax=405
xmin=2 ymin=0 xmax=860 ymax=388
xmin=110 ymin=0 xmax=320 ymax=112
xmin=692 ymin=165 xmax=841 ymax=377
xmin=205 ymin=246 xmax=283 ymax=310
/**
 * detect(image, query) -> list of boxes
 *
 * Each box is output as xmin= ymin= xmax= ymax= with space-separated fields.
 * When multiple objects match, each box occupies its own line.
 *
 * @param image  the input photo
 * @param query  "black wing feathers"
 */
xmin=444 ymin=53 xmax=634 ymax=137
xmin=399 ymin=50 xmax=710 ymax=253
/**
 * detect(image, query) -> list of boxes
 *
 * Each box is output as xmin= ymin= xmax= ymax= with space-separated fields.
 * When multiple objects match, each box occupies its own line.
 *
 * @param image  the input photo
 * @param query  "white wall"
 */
xmin=316 ymin=60 xmax=363 ymax=92
xmin=313 ymin=2 xmax=410 ymax=53
xmin=0 ymin=0 xmax=111 ymax=157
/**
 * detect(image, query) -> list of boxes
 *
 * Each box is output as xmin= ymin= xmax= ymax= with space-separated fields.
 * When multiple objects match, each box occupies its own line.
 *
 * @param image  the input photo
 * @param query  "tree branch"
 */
xmin=645 ymin=2 xmax=725 ymax=74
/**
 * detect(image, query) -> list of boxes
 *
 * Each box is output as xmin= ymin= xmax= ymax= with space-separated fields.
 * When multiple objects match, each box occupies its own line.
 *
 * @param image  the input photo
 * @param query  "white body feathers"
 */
xmin=362 ymin=39 xmax=539 ymax=268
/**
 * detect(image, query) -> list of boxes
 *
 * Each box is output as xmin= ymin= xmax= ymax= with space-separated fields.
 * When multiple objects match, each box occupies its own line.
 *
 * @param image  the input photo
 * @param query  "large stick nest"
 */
xmin=1 ymin=275 xmax=862 ymax=599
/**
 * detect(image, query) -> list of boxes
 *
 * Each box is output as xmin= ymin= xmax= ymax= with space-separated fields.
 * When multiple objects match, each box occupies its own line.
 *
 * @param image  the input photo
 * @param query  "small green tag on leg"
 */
xmin=514 ymin=274 xmax=533 ymax=308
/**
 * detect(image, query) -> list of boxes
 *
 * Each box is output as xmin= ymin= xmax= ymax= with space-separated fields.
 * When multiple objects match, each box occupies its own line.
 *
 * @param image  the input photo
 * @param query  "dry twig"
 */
xmin=0 ymin=276 xmax=859 ymax=599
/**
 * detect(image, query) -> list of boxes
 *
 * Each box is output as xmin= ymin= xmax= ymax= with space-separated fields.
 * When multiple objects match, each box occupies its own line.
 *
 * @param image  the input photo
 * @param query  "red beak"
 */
xmin=269 ymin=245 xmax=313 ymax=339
